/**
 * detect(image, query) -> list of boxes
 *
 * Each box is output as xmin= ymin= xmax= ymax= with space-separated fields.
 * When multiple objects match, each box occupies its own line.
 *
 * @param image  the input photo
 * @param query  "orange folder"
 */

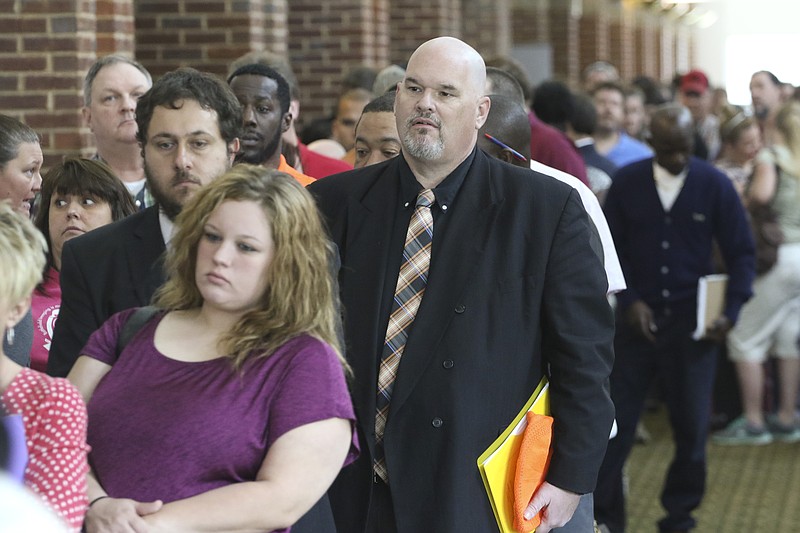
xmin=477 ymin=377 xmax=553 ymax=533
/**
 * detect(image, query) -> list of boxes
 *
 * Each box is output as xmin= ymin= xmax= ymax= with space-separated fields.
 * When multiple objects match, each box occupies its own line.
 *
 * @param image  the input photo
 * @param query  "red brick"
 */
xmin=55 ymin=93 xmax=86 ymax=110
xmin=52 ymin=16 xmax=79 ymax=33
xmin=54 ymin=131 xmax=88 ymax=150
xmin=185 ymin=32 xmax=227 ymax=44
xmin=161 ymin=48 xmax=203 ymax=61
xmin=23 ymin=36 xmax=82 ymax=52
xmin=135 ymin=2 xmax=180 ymax=14
xmin=21 ymin=0 xmax=77 ymax=14
xmin=24 ymin=75 xmax=82 ymax=91
xmin=0 ymin=56 xmax=47 ymax=71
xmin=207 ymin=16 xmax=252 ymax=29
xmin=25 ymin=111 xmax=82 ymax=130
xmin=161 ymin=16 xmax=202 ymax=29
xmin=1 ymin=94 xmax=49 ymax=111
xmin=207 ymin=46 xmax=250 ymax=60
xmin=14 ymin=18 xmax=48 ymax=32
xmin=136 ymin=17 xmax=157 ymax=29
xmin=52 ymin=55 xmax=85 ymax=72
xmin=183 ymin=1 xmax=228 ymax=13
xmin=136 ymin=31 xmax=182 ymax=45
xmin=0 ymin=76 xmax=18 ymax=91
xmin=0 ymin=37 xmax=17 ymax=53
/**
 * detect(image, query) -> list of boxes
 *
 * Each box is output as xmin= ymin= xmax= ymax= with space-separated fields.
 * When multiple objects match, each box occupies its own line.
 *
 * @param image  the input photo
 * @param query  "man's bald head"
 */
xmin=395 ymin=36 xmax=491 ymax=183
xmin=648 ymin=104 xmax=695 ymax=175
xmin=477 ymin=95 xmax=531 ymax=167
xmin=407 ymin=36 xmax=487 ymax=98
xmin=649 ymin=104 xmax=694 ymax=144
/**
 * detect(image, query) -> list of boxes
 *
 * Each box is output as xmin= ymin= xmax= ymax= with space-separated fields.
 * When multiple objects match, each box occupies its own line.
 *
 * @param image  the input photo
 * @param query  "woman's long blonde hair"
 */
xmin=153 ymin=165 xmax=347 ymax=373
xmin=776 ymin=101 xmax=800 ymax=178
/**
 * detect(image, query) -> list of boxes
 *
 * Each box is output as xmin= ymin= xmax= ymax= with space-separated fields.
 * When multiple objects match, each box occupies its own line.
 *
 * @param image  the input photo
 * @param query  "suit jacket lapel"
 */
xmin=128 ymin=207 xmax=167 ymax=305
xmin=339 ymin=162 xmax=400 ymax=452
xmin=389 ymin=151 xmax=503 ymax=416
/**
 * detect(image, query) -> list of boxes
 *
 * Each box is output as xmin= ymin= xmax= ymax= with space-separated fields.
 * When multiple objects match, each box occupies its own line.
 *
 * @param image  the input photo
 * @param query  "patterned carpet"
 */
xmin=625 ymin=409 xmax=800 ymax=532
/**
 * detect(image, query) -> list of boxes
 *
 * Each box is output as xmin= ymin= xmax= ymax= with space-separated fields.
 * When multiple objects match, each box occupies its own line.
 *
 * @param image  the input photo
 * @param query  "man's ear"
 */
xmin=82 ymin=106 xmax=93 ymax=131
xmin=499 ymin=149 xmax=516 ymax=165
xmin=5 ymin=295 xmax=32 ymax=332
xmin=281 ymin=112 xmax=292 ymax=134
xmin=289 ymin=100 xmax=300 ymax=122
xmin=228 ymin=138 xmax=241 ymax=163
xmin=475 ymin=95 xmax=491 ymax=129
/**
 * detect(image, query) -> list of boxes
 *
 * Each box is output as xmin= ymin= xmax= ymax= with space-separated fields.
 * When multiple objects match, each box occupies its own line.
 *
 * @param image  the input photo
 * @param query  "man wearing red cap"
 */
xmin=678 ymin=69 xmax=720 ymax=161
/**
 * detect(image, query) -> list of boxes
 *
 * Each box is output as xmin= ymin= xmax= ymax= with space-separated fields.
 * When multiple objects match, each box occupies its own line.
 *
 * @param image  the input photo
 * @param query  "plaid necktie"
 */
xmin=374 ymin=188 xmax=435 ymax=483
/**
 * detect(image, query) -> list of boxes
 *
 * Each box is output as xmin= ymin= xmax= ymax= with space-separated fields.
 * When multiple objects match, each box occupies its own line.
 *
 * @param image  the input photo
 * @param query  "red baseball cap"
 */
xmin=680 ymin=69 xmax=709 ymax=95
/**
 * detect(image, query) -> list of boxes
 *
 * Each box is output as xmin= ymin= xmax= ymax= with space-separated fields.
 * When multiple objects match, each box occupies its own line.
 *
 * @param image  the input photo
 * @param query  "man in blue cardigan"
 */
xmin=594 ymin=105 xmax=755 ymax=533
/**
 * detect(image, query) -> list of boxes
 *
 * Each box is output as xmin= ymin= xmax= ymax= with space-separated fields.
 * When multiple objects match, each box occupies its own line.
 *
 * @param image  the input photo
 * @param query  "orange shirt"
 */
xmin=278 ymin=154 xmax=316 ymax=187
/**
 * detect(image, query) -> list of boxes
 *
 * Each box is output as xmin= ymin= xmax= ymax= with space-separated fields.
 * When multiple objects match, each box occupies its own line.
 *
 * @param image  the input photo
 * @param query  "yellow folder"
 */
xmin=477 ymin=377 xmax=552 ymax=533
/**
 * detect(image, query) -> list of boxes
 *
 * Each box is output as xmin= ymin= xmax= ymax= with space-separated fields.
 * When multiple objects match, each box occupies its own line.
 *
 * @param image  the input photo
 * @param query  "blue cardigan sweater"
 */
xmin=604 ymin=157 xmax=755 ymax=323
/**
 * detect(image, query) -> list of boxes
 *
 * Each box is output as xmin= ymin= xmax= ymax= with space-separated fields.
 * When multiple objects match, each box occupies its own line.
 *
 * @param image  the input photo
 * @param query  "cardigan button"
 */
xmin=443 ymin=360 xmax=454 ymax=369
xmin=454 ymin=304 xmax=466 ymax=314
xmin=432 ymin=417 xmax=443 ymax=428
xmin=661 ymin=241 xmax=670 ymax=250
xmin=661 ymin=266 xmax=669 ymax=274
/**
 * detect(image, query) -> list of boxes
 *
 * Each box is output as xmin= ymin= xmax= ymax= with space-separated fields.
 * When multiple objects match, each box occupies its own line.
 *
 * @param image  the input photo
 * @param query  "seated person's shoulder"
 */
xmin=8 ymin=369 xmax=86 ymax=417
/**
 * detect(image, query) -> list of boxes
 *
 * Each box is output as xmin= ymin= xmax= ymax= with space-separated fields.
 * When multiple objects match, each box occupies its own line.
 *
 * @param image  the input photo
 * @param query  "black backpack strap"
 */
xmin=116 ymin=306 xmax=159 ymax=358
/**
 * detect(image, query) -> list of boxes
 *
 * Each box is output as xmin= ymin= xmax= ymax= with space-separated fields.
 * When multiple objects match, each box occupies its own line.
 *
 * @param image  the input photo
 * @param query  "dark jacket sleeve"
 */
xmin=542 ymin=188 xmax=616 ymax=493
xmin=47 ymin=241 xmax=96 ymax=377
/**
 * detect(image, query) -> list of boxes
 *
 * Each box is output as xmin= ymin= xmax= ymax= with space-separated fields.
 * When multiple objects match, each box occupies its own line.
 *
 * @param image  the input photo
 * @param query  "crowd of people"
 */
xmin=1 ymin=34 xmax=798 ymax=533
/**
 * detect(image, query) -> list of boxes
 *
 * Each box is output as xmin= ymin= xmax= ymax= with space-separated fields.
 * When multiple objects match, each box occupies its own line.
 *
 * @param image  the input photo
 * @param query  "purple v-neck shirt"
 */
xmin=83 ymin=308 xmax=357 ymax=507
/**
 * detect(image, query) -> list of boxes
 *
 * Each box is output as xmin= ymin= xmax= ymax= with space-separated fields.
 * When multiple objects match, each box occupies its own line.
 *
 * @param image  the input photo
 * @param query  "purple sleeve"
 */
xmin=267 ymin=338 xmax=359 ymax=462
xmin=79 ymin=308 xmax=139 ymax=365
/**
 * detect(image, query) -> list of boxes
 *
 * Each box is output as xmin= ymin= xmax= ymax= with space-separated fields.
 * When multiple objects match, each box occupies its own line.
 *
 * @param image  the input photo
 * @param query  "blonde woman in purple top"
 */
xmin=69 ymin=166 xmax=358 ymax=533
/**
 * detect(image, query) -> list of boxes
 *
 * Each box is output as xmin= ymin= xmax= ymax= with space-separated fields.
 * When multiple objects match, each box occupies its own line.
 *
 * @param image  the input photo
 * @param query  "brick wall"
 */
xmin=287 ymin=0 xmax=389 ymax=126
xmin=389 ymin=0 xmax=461 ymax=66
xmin=96 ymin=0 xmax=135 ymax=55
xmin=549 ymin=2 xmax=580 ymax=84
xmin=511 ymin=0 xmax=549 ymax=45
xmin=0 ymin=0 xmax=102 ymax=167
xmin=134 ymin=0 xmax=288 ymax=79
xmin=0 ymin=0 xmax=693 ymax=162
xmin=462 ymin=0 xmax=511 ymax=59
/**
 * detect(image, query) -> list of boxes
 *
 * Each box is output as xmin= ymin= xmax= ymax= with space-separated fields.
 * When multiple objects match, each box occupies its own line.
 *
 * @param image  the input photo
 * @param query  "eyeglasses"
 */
xmin=483 ymin=133 xmax=527 ymax=162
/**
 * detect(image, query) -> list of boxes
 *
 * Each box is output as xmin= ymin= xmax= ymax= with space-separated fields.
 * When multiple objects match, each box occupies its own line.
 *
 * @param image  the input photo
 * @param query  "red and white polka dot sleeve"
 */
xmin=2 ymin=369 xmax=90 ymax=532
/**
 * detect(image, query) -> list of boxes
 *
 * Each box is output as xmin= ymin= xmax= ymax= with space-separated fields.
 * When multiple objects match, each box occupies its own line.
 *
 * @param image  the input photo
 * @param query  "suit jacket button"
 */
xmin=443 ymin=359 xmax=454 ymax=369
xmin=432 ymin=417 xmax=443 ymax=428
xmin=454 ymin=304 xmax=466 ymax=313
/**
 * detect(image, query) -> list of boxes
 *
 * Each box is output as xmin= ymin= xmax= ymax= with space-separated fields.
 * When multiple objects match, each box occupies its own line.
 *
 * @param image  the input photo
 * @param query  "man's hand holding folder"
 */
xmin=478 ymin=378 xmax=578 ymax=532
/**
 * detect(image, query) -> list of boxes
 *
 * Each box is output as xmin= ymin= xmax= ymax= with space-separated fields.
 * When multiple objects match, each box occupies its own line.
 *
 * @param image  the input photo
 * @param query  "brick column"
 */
xmin=609 ymin=7 xmax=635 ymax=81
xmin=634 ymin=11 xmax=659 ymax=79
xmin=288 ymin=0 xmax=390 ymax=124
xmin=549 ymin=1 xmax=580 ymax=84
xmin=389 ymin=0 xmax=461 ymax=66
xmin=511 ymin=0 xmax=549 ymax=46
xmin=0 ymin=0 xmax=103 ymax=166
xmin=579 ymin=9 xmax=611 ymax=78
xmin=135 ymin=0 xmax=288 ymax=78
xmin=462 ymin=0 xmax=511 ymax=59
xmin=96 ymin=0 xmax=135 ymax=55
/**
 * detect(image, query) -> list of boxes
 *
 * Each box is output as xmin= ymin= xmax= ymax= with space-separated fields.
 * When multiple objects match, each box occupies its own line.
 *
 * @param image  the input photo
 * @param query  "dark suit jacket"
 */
xmin=48 ymin=206 xmax=166 ymax=378
xmin=47 ymin=205 xmax=336 ymax=532
xmin=309 ymin=149 xmax=615 ymax=532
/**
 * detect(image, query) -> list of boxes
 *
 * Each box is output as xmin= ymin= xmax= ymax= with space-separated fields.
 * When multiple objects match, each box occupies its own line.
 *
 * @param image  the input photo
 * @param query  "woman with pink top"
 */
xmin=30 ymin=158 xmax=136 ymax=372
